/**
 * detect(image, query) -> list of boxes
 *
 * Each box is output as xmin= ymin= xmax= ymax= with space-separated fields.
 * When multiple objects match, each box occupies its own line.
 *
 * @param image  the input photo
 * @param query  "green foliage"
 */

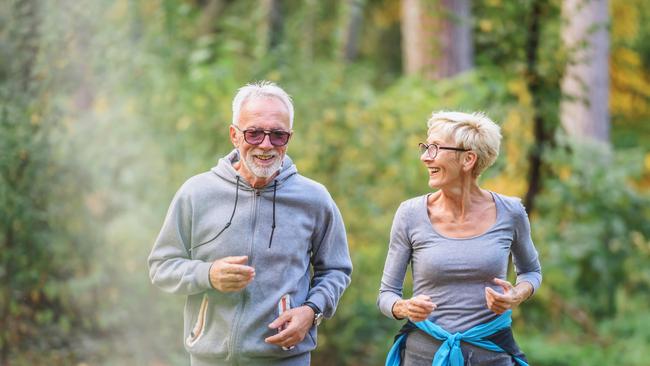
xmin=0 ymin=1 xmax=97 ymax=364
xmin=2 ymin=0 xmax=650 ymax=365
xmin=519 ymin=305 xmax=650 ymax=366
xmin=534 ymin=140 xmax=650 ymax=319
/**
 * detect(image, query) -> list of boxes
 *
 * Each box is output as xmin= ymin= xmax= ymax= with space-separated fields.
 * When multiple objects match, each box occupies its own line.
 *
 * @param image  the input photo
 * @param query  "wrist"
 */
xmin=391 ymin=300 xmax=406 ymax=319
xmin=514 ymin=282 xmax=533 ymax=304
xmin=303 ymin=301 xmax=320 ymax=314
xmin=303 ymin=301 xmax=323 ymax=326
xmin=207 ymin=262 xmax=217 ymax=290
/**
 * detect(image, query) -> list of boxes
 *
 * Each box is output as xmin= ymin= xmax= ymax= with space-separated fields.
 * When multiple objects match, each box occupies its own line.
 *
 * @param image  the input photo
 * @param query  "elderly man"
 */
xmin=148 ymin=81 xmax=352 ymax=365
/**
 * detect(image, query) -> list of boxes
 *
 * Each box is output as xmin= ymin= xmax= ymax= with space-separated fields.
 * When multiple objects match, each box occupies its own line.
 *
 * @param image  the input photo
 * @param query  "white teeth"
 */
xmin=430 ymin=168 xmax=440 ymax=173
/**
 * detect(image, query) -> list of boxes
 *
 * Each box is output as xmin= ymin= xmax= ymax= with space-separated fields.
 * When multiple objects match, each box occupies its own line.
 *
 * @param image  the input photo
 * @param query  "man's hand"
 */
xmin=209 ymin=256 xmax=255 ymax=292
xmin=265 ymin=305 xmax=314 ymax=348
xmin=484 ymin=278 xmax=532 ymax=314
xmin=392 ymin=294 xmax=437 ymax=322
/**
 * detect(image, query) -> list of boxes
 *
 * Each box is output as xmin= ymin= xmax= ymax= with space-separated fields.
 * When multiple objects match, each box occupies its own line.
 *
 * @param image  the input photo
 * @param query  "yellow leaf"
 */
xmin=612 ymin=2 xmax=638 ymax=39
xmin=479 ymin=20 xmax=493 ymax=33
xmin=176 ymin=116 xmax=192 ymax=131
xmin=507 ymin=79 xmax=531 ymax=106
xmin=93 ymin=96 xmax=109 ymax=114
xmin=559 ymin=167 xmax=572 ymax=182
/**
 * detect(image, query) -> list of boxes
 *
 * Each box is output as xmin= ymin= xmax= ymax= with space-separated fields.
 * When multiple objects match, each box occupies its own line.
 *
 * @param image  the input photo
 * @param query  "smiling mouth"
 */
xmin=255 ymin=154 xmax=276 ymax=161
xmin=428 ymin=167 xmax=440 ymax=174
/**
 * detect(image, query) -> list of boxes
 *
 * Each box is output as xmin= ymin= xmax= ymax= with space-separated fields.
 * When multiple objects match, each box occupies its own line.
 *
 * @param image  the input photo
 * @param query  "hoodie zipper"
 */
xmin=229 ymin=188 xmax=261 ymax=364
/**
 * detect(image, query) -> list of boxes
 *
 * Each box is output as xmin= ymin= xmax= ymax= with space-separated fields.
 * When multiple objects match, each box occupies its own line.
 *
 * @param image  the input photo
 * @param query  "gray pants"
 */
xmin=404 ymin=329 xmax=516 ymax=366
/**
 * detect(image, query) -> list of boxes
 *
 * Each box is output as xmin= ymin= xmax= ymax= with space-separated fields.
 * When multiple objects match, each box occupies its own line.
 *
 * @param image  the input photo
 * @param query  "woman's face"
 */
xmin=420 ymin=135 xmax=466 ymax=190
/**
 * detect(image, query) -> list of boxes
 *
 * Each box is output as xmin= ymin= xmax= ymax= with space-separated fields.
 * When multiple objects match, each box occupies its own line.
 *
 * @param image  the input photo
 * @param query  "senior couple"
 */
xmin=148 ymin=81 xmax=542 ymax=366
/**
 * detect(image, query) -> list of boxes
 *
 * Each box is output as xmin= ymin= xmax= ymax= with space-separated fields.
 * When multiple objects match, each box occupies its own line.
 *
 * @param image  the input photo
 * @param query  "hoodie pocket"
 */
xmin=186 ymin=293 xmax=209 ymax=347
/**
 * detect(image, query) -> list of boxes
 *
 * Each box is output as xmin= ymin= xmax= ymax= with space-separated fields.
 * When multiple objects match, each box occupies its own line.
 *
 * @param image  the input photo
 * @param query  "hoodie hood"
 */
xmin=211 ymin=149 xmax=298 ymax=190
xmin=204 ymin=149 xmax=298 ymax=250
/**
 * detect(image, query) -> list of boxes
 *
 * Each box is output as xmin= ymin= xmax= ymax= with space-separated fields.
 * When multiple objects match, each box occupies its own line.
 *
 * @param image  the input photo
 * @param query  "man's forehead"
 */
xmin=241 ymin=96 xmax=289 ymax=114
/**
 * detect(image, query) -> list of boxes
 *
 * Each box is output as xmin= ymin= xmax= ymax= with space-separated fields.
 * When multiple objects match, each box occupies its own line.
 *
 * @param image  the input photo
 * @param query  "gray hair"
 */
xmin=426 ymin=111 xmax=502 ymax=176
xmin=232 ymin=81 xmax=294 ymax=128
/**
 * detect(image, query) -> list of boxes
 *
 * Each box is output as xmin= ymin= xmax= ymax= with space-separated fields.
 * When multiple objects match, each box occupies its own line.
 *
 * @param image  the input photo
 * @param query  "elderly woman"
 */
xmin=378 ymin=111 xmax=541 ymax=366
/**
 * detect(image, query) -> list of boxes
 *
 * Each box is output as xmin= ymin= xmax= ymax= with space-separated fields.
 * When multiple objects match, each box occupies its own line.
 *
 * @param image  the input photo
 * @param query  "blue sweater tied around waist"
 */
xmin=385 ymin=310 xmax=529 ymax=366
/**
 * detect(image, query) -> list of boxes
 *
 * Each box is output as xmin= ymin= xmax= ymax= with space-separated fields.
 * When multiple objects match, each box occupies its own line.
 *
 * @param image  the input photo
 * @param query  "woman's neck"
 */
xmin=432 ymin=182 xmax=487 ymax=219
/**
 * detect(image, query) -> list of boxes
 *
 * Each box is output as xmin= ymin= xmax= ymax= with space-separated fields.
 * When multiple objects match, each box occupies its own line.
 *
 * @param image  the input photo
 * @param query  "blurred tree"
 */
xmin=401 ymin=0 xmax=472 ymax=79
xmin=340 ymin=0 xmax=367 ymax=63
xmin=197 ymin=0 xmax=232 ymax=37
xmin=522 ymin=0 xmax=561 ymax=214
xmin=299 ymin=0 xmax=318 ymax=62
xmin=610 ymin=0 xmax=650 ymax=151
xmin=262 ymin=0 xmax=284 ymax=52
xmin=2 ymin=0 xmax=649 ymax=365
xmin=0 ymin=0 xmax=95 ymax=364
xmin=1 ymin=0 xmax=45 ymax=363
xmin=560 ymin=0 xmax=610 ymax=142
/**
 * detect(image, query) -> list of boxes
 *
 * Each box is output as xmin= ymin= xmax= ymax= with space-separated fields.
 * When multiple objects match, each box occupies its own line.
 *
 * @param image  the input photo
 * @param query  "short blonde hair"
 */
xmin=426 ymin=111 xmax=502 ymax=176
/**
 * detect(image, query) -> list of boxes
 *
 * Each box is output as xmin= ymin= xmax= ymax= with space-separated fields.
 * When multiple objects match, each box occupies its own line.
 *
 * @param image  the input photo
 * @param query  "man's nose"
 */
xmin=258 ymin=134 xmax=274 ymax=149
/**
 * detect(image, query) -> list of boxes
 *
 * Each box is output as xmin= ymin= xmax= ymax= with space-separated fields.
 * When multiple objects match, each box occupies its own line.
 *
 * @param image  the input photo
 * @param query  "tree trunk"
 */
xmin=0 ymin=227 xmax=14 ymax=366
xmin=560 ymin=0 xmax=610 ymax=142
xmin=340 ymin=0 xmax=366 ymax=63
xmin=401 ymin=0 xmax=472 ymax=79
xmin=197 ymin=0 xmax=229 ymax=36
xmin=1 ymin=0 xmax=39 ymax=363
xmin=262 ymin=0 xmax=283 ymax=52
xmin=300 ymin=0 xmax=318 ymax=62
xmin=523 ymin=0 xmax=547 ymax=215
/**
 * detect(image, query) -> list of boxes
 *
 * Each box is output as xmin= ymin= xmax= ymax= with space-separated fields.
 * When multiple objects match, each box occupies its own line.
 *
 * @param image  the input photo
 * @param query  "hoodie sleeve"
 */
xmin=306 ymin=196 xmax=353 ymax=319
xmin=148 ymin=186 xmax=213 ymax=295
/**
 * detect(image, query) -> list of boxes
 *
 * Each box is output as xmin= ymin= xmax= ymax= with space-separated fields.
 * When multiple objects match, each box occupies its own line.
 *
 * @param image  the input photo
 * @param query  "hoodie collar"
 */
xmin=211 ymin=149 xmax=297 ymax=190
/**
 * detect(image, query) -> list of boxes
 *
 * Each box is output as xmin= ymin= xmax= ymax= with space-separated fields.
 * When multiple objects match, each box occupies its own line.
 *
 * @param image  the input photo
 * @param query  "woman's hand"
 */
xmin=485 ymin=278 xmax=533 ymax=314
xmin=392 ymin=294 xmax=437 ymax=322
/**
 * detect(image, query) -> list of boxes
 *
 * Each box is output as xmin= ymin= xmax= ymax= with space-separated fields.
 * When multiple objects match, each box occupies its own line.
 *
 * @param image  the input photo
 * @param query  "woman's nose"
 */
xmin=420 ymin=151 xmax=433 ymax=162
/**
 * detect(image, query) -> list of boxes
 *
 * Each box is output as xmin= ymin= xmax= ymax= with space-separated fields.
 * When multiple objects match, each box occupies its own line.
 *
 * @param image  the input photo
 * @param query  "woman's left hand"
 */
xmin=484 ymin=278 xmax=532 ymax=314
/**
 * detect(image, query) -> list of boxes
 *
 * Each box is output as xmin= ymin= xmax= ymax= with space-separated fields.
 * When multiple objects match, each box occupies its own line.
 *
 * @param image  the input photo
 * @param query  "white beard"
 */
xmin=242 ymin=150 xmax=283 ymax=178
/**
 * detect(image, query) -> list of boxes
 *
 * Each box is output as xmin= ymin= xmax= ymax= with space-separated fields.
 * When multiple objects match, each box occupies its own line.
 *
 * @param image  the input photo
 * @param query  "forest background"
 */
xmin=2 ymin=0 xmax=650 ymax=365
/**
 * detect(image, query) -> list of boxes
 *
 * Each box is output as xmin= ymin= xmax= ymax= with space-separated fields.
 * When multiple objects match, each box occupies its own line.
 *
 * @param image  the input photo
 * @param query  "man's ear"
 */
xmin=230 ymin=125 xmax=239 ymax=147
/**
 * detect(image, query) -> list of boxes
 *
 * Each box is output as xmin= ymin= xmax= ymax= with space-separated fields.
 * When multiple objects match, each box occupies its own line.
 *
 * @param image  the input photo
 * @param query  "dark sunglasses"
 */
xmin=418 ymin=142 xmax=469 ymax=159
xmin=233 ymin=125 xmax=292 ymax=146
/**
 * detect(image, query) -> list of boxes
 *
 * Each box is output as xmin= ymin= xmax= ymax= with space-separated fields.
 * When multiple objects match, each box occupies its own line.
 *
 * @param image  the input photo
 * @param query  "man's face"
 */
xmin=230 ymin=97 xmax=292 ymax=182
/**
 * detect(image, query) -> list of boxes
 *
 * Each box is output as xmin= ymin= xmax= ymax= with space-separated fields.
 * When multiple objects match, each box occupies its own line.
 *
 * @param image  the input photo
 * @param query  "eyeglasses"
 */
xmin=418 ymin=143 xmax=470 ymax=159
xmin=233 ymin=125 xmax=292 ymax=146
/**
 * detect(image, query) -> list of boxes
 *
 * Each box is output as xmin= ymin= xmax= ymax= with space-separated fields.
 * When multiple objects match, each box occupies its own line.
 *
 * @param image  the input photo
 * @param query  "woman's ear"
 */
xmin=462 ymin=151 xmax=477 ymax=173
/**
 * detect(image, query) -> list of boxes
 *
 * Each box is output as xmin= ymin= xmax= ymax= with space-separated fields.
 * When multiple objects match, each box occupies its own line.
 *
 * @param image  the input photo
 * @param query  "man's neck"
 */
xmin=232 ymin=161 xmax=278 ymax=189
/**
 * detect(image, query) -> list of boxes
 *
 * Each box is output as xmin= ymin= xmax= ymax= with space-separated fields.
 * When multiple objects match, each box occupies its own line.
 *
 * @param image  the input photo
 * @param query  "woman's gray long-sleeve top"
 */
xmin=377 ymin=192 xmax=542 ymax=333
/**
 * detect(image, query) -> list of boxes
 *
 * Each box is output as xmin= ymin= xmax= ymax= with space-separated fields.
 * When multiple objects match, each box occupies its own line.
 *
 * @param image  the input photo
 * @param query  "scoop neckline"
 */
xmin=423 ymin=191 xmax=501 ymax=241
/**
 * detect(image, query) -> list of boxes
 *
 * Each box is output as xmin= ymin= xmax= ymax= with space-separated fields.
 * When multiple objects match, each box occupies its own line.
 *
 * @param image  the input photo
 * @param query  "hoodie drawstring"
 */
xmin=268 ymin=180 xmax=277 ymax=248
xmin=190 ymin=176 xmax=240 ymax=253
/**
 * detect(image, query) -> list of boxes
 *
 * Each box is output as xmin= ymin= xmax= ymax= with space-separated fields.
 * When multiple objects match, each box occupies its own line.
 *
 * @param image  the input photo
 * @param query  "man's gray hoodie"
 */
xmin=148 ymin=150 xmax=352 ymax=366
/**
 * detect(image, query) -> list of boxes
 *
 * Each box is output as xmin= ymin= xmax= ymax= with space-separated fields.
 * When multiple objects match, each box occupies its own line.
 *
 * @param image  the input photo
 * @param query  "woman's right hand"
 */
xmin=392 ymin=294 xmax=437 ymax=322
